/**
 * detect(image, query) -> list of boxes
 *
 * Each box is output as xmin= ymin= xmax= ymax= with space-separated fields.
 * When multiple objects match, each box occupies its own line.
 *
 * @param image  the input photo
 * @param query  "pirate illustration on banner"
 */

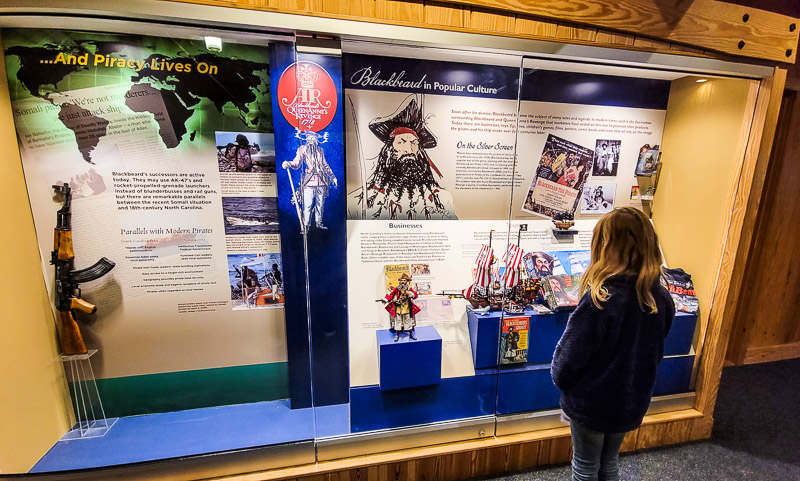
xmin=282 ymin=129 xmax=337 ymax=231
xmin=348 ymin=94 xmax=457 ymax=220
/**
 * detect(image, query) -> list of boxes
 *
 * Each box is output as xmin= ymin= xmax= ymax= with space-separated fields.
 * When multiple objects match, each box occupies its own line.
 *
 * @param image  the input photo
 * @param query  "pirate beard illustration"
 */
xmin=348 ymin=95 xmax=457 ymax=220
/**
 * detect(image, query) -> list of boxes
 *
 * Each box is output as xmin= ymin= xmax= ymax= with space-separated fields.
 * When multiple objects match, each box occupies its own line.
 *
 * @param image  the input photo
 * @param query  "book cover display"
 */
xmin=500 ymin=316 xmax=529 ymax=364
xmin=635 ymin=145 xmax=661 ymax=176
xmin=384 ymin=263 xmax=411 ymax=292
xmin=662 ymin=267 xmax=699 ymax=313
xmin=541 ymin=274 xmax=582 ymax=310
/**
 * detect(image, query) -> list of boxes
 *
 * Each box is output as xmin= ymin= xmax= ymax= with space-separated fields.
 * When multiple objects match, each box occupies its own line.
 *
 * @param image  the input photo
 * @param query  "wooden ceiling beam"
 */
xmin=435 ymin=0 xmax=799 ymax=63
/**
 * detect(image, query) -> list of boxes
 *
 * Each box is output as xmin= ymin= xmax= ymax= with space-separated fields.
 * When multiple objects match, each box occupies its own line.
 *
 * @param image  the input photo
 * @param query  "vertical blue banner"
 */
xmin=270 ymin=44 xmax=348 ymax=408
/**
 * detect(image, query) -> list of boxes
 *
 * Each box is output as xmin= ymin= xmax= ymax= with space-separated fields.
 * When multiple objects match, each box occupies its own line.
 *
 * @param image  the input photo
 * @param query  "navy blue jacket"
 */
xmin=551 ymin=276 xmax=675 ymax=433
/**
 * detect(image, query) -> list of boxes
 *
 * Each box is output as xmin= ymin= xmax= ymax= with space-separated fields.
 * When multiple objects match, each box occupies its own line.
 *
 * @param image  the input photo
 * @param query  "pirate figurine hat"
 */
xmin=368 ymin=95 xmax=437 ymax=149
xmin=398 ymin=273 xmax=412 ymax=283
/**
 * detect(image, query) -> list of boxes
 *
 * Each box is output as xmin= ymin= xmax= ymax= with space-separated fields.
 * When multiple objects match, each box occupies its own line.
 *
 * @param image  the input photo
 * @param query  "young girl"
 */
xmin=551 ymin=207 xmax=675 ymax=481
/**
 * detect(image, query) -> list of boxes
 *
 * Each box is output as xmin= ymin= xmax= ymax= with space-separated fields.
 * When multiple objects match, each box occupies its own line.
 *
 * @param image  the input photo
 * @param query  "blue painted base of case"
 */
xmin=664 ymin=312 xmax=697 ymax=356
xmin=350 ymin=373 xmax=497 ymax=432
xmin=654 ymin=353 xmax=694 ymax=396
xmin=496 ymin=364 xmax=561 ymax=414
xmin=378 ymin=326 xmax=442 ymax=391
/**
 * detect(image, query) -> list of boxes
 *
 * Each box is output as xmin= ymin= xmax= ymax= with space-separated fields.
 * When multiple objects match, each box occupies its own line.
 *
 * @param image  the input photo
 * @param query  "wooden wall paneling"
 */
xmin=634 ymin=422 xmax=668 ymax=450
xmin=214 ymin=414 xmax=702 ymax=480
xmin=688 ymin=415 xmax=714 ymax=440
xmin=318 ymin=0 xmax=351 ymax=16
xmin=694 ymin=68 xmax=787 ymax=416
xmin=167 ymin=0 xmax=729 ymax=60
xmin=785 ymin=62 xmax=800 ymax=91
xmin=374 ymin=0 xmax=425 ymax=23
xmin=724 ymin=84 xmax=795 ymax=365
xmin=433 ymin=0 xmax=800 ymax=62
xmin=546 ymin=435 xmax=573 ymax=464
xmin=514 ymin=16 xmax=558 ymax=38
xmin=619 ymin=429 xmax=639 ymax=452
xmin=268 ymin=0 xmax=309 ymax=12
xmin=443 ymin=451 xmax=476 ymax=480
xmin=743 ymin=342 xmax=800 ymax=364
xmin=632 ymin=36 xmax=673 ymax=50
xmin=469 ymin=6 xmax=516 ymax=33
xmin=555 ymin=23 xmax=597 ymax=42
xmin=743 ymin=89 xmax=800 ymax=350
xmin=484 ymin=445 xmax=511 ymax=474
xmin=727 ymin=88 xmax=800 ymax=364
xmin=594 ymin=30 xmax=635 ymax=47
xmin=662 ymin=418 xmax=693 ymax=445
xmin=424 ymin=1 xmax=469 ymax=28
xmin=347 ymin=0 xmax=377 ymax=19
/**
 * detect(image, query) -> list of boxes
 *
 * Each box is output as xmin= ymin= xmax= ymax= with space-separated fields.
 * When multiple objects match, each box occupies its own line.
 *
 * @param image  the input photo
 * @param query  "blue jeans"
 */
xmin=570 ymin=420 xmax=627 ymax=481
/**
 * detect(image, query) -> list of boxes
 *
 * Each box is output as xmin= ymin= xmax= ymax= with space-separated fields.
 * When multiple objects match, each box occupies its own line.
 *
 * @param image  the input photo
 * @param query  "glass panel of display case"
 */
xmin=1 ymin=25 xmax=318 ymax=475
xmin=492 ymin=56 xmax=760 ymax=435
xmin=304 ymin=40 xmax=526 ymax=458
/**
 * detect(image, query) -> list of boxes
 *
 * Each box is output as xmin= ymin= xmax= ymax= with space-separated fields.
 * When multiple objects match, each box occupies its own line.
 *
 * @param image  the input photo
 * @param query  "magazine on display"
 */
xmin=661 ymin=267 xmax=699 ymax=313
xmin=384 ymin=263 xmax=411 ymax=293
xmin=500 ymin=316 xmax=529 ymax=364
xmin=635 ymin=145 xmax=661 ymax=176
xmin=541 ymin=274 xmax=582 ymax=310
xmin=522 ymin=134 xmax=593 ymax=219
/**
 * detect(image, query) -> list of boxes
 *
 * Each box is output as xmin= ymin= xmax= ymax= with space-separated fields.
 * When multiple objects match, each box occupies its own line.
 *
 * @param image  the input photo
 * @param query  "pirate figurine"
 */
xmin=348 ymin=94 xmax=457 ymax=220
xmin=282 ymin=130 xmax=337 ymax=231
xmin=381 ymin=273 xmax=420 ymax=341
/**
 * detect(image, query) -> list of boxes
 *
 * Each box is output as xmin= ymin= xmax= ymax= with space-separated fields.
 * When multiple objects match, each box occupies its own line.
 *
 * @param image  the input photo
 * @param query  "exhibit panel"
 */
xmin=0 ymin=25 xmax=324 ymax=475
xmin=307 ymin=39 xmax=716 ymax=457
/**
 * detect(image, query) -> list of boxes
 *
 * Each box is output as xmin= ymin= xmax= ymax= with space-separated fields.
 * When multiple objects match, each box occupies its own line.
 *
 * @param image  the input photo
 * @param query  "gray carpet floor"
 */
xmin=476 ymin=357 xmax=800 ymax=481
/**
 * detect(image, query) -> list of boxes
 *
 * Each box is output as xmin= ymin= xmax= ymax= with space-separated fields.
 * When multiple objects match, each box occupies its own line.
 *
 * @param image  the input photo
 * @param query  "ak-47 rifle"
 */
xmin=51 ymin=183 xmax=115 ymax=355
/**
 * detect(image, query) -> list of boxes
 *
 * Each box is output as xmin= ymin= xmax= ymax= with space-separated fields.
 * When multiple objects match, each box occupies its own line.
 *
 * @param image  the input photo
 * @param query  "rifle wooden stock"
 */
xmin=54 ymin=229 xmax=74 ymax=260
xmin=70 ymin=297 xmax=96 ymax=314
xmin=59 ymin=310 xmax=87 ymax=355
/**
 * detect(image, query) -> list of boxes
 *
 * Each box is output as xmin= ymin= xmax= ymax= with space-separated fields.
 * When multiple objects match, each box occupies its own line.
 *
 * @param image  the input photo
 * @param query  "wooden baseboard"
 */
xmin=743 ymin=342 xmax=800 ymax=364
xmin=215 ymin=410 xmax=705 ymax=481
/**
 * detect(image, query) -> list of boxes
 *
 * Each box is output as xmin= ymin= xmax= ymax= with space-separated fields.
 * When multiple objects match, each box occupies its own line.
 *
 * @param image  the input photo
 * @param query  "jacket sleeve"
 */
xmin=551 ymin=293 xmax=608 ymax=392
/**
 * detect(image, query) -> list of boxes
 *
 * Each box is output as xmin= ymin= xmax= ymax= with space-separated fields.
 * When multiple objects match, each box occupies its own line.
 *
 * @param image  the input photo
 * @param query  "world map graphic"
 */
xmin=5 ymin=38 xmax=271 ymax=163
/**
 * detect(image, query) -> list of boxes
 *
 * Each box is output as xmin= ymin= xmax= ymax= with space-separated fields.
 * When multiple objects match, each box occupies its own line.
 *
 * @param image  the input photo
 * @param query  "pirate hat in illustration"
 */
xmin=368 ymin=95 xmax=437 ymax=149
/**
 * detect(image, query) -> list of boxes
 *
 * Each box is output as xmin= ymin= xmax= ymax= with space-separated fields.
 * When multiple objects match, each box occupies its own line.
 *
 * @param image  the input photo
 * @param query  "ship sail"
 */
xmin=501 ymin=243 xmax=524 ymax=288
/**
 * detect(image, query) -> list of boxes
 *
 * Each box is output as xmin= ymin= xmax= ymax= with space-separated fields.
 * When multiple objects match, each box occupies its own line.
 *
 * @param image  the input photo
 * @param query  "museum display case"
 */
xmin=0 ymin=1 xmax=790 ymax=479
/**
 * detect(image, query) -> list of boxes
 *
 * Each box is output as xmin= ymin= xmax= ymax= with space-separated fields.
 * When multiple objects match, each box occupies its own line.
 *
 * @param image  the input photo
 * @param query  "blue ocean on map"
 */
xmin=222 ymin=197 xmax=280 ymax=235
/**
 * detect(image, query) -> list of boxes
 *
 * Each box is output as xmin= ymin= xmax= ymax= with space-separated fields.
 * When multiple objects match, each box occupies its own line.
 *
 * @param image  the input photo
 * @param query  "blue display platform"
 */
xmin=664 ymin=312 xmax=698 ymax=356
xmin=467 ymin=307 xmax=570 ymax=369
xmin=654 ymin=352 xmax=695 ymax=396
xmin=31 ymin=399 xmax=314 ymax=472
xmin=467 ymin=308 xmax=501 ymax=369
xmin=377 ymin=326 xmax=442 ymax=391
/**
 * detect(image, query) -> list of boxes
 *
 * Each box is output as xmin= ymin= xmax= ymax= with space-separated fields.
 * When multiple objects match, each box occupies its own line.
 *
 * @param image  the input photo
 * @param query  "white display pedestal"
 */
xmin=60 ymin=349 xmax=117 ymax=439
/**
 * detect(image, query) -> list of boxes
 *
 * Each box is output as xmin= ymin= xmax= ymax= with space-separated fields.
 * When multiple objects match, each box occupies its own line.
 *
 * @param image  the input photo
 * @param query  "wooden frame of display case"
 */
xmin=0 ymin=0 xmax=793 ymax=478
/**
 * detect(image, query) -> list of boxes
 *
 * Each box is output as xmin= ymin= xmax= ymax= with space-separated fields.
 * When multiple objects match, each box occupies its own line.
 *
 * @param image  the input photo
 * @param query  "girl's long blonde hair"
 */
xmin=579 ymin=207 xmax=663 ymax=313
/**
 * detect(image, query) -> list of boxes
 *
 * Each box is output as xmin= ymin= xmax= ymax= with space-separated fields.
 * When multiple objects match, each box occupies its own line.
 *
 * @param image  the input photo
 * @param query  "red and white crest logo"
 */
xmin=277 ymin=61 xmax=337 ymax=132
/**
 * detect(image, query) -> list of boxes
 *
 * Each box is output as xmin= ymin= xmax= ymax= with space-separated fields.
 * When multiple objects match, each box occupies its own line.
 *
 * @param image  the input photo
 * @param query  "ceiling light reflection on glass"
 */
xmin=570 ymin=81 xmax=602 ymax=97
